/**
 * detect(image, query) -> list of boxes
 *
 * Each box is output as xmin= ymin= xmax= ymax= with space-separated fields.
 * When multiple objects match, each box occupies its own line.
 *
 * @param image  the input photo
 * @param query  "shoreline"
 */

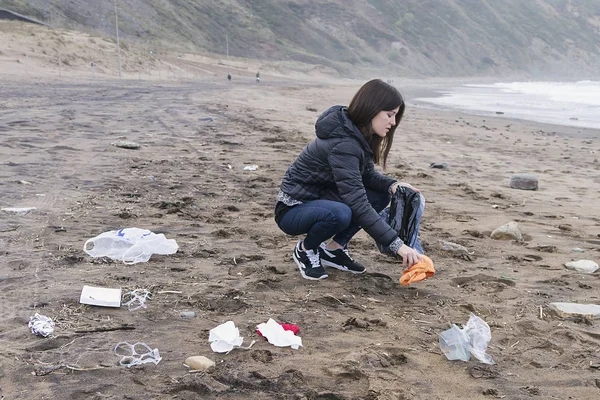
xmin=399 ymin=81 xmax=600 ymax=138
xmin=408 ymin=100 xmax=600 ymax=139
xmin=403 ymin=81 xmax=600 ymax=133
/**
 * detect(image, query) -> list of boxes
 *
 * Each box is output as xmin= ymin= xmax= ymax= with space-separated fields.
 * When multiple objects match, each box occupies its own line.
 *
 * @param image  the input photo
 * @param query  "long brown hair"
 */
xmin=347 ymin=79 xmax=405 ymax=169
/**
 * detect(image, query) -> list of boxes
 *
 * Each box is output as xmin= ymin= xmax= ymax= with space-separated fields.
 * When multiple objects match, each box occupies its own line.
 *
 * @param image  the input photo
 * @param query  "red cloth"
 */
xmin=256 ymin=322 xmax=300 ymax=337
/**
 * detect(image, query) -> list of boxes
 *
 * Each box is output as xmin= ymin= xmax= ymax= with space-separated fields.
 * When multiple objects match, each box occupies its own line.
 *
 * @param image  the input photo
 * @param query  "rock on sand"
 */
xmin=490 ymin=221 xmax=523 ymax=241
xmin=509 ymin=174 xmax=538 ymax=190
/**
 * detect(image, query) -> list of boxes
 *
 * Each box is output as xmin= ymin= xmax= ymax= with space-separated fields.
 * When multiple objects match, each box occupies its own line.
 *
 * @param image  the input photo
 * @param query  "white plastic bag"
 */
xmin=438 ymin=324 xmax=470 ymax=361
xmin=439 ymin=313 xmax=495 ymax=364
xmin=83 ymin=228 xmax=178 ymax=264
xmin=464 ymin=313 xmax=495 ymax=364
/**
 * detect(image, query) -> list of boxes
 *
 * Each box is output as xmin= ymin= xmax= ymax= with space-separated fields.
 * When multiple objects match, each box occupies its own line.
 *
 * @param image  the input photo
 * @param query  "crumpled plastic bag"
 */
xmin=209 ymin=321 xmax=244 ymax=353
xmin=28 ymin=313 xmax=54 ymax=337
xmin=400 ymin=255 xmax=435 ymax=285
xmin=439 ymin=313 xmax=495 ymax=364
xmin=83 ymin=228 xmax=178 ymax=264
xmin=256 ymin=319 xmax=302 ymax=349
xmin=464 ymin=314 xmax=495 ymax=364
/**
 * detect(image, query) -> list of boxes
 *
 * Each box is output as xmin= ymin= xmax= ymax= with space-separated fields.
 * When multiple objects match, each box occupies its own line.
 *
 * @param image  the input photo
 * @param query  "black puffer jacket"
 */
xmin=279 ymin=105 xmax=399 ymax=247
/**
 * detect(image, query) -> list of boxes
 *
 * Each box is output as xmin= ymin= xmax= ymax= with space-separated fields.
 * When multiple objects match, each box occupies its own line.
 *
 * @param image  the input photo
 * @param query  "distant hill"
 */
xmin=2 ymin=0 xmax=600 ymax=78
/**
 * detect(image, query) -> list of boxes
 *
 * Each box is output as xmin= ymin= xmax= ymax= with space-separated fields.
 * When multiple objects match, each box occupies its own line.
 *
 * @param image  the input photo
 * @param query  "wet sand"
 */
xmin=1 ymin=76 xmax=600 ymax=400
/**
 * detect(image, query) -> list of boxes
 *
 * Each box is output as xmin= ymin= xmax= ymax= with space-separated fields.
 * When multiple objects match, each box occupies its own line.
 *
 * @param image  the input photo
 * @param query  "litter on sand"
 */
xmin=122 ymin=288 xmax=152 ymax=311
xmin=28 ymin=314 xmax=54 ymax=337
xmin=208 ymin=321 xmax=244 ymax=353
xmin=439 ymin=313 xmax=495 ymax=364
xmin=256 ymin=319 xmax=302 ymax=349
xmin=243 ymin=165 xmax=258 ymax=171
xmin=114 ymin=342 xmax=162 ymax=367
xmin=83 ymin=228 xmax=178 ymax=264
xmin=79 ymin=285 xmax=122 ymax=308
xmin=256 ymin=321 xmax=300 ymax=337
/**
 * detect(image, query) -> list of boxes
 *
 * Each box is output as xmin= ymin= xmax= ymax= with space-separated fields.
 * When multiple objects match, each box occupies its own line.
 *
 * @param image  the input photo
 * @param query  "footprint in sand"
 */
xmin=360 ymin=348 xmax=408 ymax=368
xmin=322 ymin=362 xmax=368 ymax=381
xmin=355 ymin=272 xmax=396 ymax=293
xmin=452 ymin=274 xmax=516 ymax=292
xmin=531 ymin=245 xmax=558 ymax=253
xmin=251 ymin=349 xmax=273 ymax=363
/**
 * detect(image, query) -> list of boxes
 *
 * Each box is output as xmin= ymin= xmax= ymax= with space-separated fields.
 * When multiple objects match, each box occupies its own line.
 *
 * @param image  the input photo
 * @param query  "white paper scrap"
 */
xmin=79 ymin=285 xmax=122 ymax=307
xmin=256 ymin=318 xmax=302 ymax=350
xmin=208 ymin=321 xmax=244 ymax=353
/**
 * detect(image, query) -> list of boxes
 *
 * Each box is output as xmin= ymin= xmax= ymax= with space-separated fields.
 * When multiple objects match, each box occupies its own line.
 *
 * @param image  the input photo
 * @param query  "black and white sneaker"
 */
xmin=319 ymin=243 xmax=366 ymax=274
xmin=293 ymin=241 xmax=328 ymax=280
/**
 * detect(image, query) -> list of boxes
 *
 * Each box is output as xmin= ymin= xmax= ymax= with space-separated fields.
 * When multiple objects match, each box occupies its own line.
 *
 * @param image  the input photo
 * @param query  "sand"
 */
xmin=1 ymin=20 xmax=600 ymax=400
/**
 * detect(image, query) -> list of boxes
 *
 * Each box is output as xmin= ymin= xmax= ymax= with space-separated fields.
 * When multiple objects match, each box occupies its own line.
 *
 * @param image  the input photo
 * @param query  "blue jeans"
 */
xmin=276 ymin=189 xmax=390 ymax=251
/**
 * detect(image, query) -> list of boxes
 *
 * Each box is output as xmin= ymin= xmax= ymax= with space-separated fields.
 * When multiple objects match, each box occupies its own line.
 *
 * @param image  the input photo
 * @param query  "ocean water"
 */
xmin=414 ymin=81 xmax=600 ymax=130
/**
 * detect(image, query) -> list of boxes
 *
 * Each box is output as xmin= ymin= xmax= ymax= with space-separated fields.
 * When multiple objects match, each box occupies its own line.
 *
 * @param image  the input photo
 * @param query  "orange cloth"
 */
xmin=400 ymin=255 xmax=435 ymax=286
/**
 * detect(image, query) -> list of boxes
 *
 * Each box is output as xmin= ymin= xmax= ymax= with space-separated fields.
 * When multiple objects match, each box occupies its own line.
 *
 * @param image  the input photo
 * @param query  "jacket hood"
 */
xmin=315 ymin=105 xmax=373 ymax=155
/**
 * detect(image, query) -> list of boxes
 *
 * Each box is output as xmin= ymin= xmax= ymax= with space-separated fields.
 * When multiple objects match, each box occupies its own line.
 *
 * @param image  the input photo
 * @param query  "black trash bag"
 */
xmin=378 ymin=186 xmax=423 ymax=254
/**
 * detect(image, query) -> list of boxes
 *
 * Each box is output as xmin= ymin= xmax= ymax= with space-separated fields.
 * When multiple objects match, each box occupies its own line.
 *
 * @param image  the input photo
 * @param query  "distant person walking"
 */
xmin=227 ymin=73 xmax=232 ymax=81
xmin=256 ymin=71 xmax=260 ymax=83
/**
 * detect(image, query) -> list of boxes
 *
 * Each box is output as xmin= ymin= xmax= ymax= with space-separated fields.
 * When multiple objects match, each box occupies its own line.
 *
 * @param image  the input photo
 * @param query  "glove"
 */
xmin=400 ymin=255 xmax=435 ymax=286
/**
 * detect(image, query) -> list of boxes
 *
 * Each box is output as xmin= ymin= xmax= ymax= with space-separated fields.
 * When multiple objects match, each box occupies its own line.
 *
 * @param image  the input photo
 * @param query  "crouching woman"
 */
xmin=274 ymin=79 xmax=425 ymax=280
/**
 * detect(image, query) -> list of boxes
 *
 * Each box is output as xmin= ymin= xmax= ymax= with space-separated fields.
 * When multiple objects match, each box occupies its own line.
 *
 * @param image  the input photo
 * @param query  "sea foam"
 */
xmin=416 ymin=81 xmax=600 ymax=130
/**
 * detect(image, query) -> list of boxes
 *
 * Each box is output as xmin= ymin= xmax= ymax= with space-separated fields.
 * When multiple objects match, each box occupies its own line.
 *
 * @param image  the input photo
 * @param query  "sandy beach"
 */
xmin=1 ymin=23 xmax=600 ymax=400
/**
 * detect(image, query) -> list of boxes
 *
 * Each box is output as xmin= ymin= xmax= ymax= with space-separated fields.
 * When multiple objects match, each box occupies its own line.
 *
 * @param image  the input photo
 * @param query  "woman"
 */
xmin=275 ymin=79 xmax=425 ymax=280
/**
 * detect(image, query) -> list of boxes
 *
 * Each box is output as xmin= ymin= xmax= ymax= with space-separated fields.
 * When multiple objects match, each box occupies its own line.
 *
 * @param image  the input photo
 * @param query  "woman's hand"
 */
xmin=390 ymin=182 xmax=420 ymax=194
xmin=397 ymin=244 xmax=424 ymax=268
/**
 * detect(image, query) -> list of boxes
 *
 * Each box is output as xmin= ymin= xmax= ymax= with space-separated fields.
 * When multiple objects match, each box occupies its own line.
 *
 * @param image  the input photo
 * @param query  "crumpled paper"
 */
xmin=209 ymin=321 xmax=244 ymax=353
xmin=255 ymin=318 xmax=302 ymax=350
xmin=28 ymin=313 xmax=54 ymax=337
